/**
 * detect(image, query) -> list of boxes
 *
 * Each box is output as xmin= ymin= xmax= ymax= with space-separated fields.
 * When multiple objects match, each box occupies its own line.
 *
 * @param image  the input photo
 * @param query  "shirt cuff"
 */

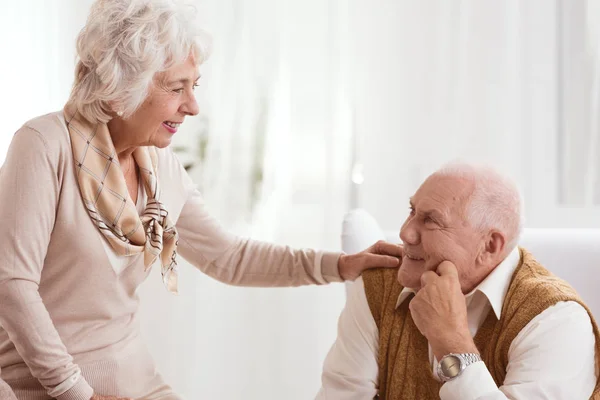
xmin=439 ymin=361 xmax=500 ymax=400
xmin=320 ymin=251 xmax=343 ymax=283
xmin=54 ymin=375 xmax=94 ymax=400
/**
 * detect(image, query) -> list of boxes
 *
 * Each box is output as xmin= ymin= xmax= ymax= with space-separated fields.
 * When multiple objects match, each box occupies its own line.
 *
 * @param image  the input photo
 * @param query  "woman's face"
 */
xmin=109 ymin=54 xmax=200 ymax=150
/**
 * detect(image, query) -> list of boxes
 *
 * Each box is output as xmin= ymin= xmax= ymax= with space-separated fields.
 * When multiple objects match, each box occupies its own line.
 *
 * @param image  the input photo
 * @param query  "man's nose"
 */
xmin=400 ymin=219 xmax=419 ymax=245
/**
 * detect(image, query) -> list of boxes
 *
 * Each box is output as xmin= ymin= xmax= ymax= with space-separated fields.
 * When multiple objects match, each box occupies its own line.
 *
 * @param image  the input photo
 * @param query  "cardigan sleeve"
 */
xmin=162 ymin=148 xmax=344 ymax=287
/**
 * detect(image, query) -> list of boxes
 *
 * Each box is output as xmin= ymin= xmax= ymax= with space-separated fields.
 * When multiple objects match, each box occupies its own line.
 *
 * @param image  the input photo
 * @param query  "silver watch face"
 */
xmin=440 ymin=355 xmax=462 ymax=378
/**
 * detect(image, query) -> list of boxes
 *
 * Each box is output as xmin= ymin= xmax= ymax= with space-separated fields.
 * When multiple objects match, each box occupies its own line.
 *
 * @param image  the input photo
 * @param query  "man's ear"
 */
xmin=477 ymin=231 xmax=506 ymax=266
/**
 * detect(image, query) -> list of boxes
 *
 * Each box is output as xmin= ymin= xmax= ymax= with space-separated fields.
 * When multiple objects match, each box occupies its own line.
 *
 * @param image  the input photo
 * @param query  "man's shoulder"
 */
xmin=362 ymin=267 xmax=402 ymax=325
xmin=362 ymin=267 xmax=402 ymax=296
xmin=362 ymin=266 xmax=399 ymax=282
xmin=502 ymin=247 xmax=586 ymax=322
xmin=512 ymin=248 xmax=580 ymax=300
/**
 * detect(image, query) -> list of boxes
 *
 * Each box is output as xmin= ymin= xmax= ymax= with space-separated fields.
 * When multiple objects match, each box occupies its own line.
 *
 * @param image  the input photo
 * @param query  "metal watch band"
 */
xmin=460 ymin=352 xmax=482 ymax=366
xmin=437 ymin=352 xmax=482 ymax=382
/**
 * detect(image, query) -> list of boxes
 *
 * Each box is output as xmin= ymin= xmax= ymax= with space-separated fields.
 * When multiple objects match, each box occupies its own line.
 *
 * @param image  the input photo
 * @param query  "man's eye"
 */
xmin=424 ymin=217 xmax=438 ymax=225
xmin=193 ymin=83 xmax=199 ymax=90
xmin=409 ymin=207 xmax=415 ymax=216
xmin=173 ymin=88 xmax=184 ymax=94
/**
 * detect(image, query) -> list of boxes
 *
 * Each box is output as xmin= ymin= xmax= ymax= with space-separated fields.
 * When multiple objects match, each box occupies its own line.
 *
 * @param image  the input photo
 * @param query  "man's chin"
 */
xmin=396 ymin=267 xmax=421 ymax=289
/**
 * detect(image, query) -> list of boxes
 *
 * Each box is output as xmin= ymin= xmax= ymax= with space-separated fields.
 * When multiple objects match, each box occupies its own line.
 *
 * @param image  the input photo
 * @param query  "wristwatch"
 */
xmin=437 ymin=353 xmax=482 ymax=382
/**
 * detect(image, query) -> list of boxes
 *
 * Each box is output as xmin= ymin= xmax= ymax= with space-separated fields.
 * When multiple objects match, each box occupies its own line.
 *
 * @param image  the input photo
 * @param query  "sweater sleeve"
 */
xmin=0 ymin=126 xmax=94 ymax=400
xmin=0 ymin=377 xmax=17 ymax=400
xmin=165 ymin=150 xmax=344 ymax=287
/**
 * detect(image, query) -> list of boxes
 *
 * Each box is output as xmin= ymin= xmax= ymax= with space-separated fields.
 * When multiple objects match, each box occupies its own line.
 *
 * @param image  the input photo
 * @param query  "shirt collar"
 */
xmin=395 ymin=246 xmax=521 ymax=319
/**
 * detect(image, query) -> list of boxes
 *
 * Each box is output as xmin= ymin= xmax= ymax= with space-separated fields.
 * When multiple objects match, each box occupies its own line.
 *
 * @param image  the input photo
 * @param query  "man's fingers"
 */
xmin=437 ymin=261 xmax=459 ymax=277
xmin=373 ymin=241 xmax=404 ymax=258
xmin=420 ymin=270 xmax=438 ymax=287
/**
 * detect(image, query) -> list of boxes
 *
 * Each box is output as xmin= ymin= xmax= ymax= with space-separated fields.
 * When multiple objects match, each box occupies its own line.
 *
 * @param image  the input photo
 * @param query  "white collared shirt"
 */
xmin=316 ymin=247 xmax=597 ymax=399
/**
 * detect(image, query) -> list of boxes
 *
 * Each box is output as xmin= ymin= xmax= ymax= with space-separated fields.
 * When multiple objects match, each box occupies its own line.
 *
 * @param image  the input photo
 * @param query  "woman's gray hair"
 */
xmin=68 ymin=0 xmax=211 ymax=123
xmin=434 ymin=162 xmax=525 ymax=253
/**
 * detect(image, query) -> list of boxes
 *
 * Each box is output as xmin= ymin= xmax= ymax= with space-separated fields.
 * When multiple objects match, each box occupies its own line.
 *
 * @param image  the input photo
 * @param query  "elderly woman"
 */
xmin=0 ymin=0 xmax=402 ymax=399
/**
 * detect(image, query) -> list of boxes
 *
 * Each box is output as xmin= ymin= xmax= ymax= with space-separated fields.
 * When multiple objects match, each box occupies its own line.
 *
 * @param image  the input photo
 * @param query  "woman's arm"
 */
xmin=0 ymin=126 xmax=94 ymax=400
xmin=176 ymin=187 xmax=343 ymax=286
xmin=169 ymin=150 xmax=402 ymax=287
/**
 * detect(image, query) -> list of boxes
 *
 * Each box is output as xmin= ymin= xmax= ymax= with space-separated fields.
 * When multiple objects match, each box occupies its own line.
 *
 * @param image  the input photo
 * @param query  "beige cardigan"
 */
xmin=0 ymin=112 xmax=342 ymax=400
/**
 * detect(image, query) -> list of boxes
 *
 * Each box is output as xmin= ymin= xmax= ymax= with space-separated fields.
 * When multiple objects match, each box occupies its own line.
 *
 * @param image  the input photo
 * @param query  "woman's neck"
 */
xmin=107 ymin=118 xmax=137 ymax=161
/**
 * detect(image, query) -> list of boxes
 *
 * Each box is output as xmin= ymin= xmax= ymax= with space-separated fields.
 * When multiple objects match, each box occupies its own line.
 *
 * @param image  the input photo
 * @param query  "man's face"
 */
xmin=397 ymin=174 xmax=484 ymax=291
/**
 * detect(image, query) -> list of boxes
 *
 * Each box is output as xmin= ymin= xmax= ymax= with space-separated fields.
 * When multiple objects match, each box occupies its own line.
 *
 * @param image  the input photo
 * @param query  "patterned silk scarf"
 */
xmin=63 ymin=104 xmax=179 ymax=293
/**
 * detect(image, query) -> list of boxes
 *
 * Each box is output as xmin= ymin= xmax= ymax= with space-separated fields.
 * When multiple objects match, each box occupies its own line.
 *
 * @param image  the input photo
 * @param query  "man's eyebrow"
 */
xmin=409 ymin=199 xmax=447 ymax=221
xmin=422 ymin=209 xmax=446 ymax=221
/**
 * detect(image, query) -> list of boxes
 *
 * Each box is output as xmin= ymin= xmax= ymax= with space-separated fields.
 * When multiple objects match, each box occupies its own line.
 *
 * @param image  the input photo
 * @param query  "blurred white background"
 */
xmin=1 ymin=0 xmax=599 ymax=399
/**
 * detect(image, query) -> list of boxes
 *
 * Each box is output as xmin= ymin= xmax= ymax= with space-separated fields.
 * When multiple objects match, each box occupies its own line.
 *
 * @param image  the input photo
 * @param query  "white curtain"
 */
xmin=351 ymin=0 xmax=533 ymax=229
xmin=0 ymin=0 xmax=95 ymax=164
xmin=348 ymin=0 xmax=600 ymax=230
xmin=559 ymin=0 xmax=600 ymax=206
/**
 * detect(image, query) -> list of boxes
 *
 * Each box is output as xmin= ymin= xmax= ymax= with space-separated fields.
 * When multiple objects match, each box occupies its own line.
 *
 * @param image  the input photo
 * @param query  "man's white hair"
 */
xmin=434 ymin=162 xmax=525 ymax=253
xmin=68 ymin=0 xmax=211 ymax=123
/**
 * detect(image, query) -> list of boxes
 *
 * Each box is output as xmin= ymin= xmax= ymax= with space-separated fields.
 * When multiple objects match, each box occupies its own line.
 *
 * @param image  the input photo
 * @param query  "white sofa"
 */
xmin=342 ymin=209 xmax=600 ymax=318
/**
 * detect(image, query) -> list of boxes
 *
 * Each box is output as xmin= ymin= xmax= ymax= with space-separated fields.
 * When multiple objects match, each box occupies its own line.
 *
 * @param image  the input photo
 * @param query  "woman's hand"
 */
xmin=91 ymin=394 xmax=133 ymax=400
xmin=338 ymin=241 xmax=404 ymax=281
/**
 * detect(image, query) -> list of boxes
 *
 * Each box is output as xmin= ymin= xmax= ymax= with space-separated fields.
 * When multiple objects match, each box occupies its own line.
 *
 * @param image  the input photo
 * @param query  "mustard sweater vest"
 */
xmin=362 ymin=248 xmax=600 ymax=399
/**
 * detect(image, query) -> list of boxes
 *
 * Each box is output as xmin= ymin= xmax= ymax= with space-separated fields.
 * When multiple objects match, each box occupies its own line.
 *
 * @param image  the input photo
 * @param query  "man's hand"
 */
xmin=338 ymin=240 xmax=403 ymax=281
xmin=90 ymin=394 xmax=133 ymax=400
xmin=408 ymin=261 xmax=479 ymax=360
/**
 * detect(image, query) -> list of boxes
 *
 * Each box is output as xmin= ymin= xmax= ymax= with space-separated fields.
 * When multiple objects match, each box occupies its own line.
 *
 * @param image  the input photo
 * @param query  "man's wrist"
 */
xmin=431 ymin=332 xmax=479 ymax=361
xmin=437 ymin=353 xmax=483 ymax=383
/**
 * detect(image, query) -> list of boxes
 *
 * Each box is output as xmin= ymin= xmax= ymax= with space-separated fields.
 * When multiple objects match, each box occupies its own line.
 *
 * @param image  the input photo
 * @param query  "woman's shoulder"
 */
xmin=17 ymin=111 xmax=71 ymax=157
xmin=154 ymin=145 xmax=187 ymax=178
xmin=153 ymin=145 xmax=196 ymax=202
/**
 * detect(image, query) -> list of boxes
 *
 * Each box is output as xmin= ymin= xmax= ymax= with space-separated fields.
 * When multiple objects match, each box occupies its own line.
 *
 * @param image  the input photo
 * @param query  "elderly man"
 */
xmin=317 ymin=164 xmax=600 ymax=399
